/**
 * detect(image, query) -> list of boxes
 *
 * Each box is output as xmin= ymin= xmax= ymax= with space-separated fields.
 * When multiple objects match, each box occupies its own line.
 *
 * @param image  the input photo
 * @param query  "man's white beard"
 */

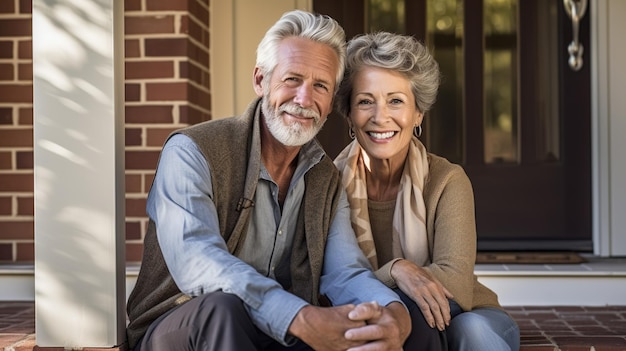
xmin=261 ymin=94 xmax=325 ymax=147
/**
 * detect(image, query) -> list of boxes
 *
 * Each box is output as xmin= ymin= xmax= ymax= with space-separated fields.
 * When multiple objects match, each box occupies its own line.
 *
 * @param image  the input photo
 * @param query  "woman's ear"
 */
xmin=252 ymin=67 xmax=264 ymax=97
xmin=415 ymin=111 xmax=424 ymax=126
xmin=347 ymin=115 xmax=354 ymax=129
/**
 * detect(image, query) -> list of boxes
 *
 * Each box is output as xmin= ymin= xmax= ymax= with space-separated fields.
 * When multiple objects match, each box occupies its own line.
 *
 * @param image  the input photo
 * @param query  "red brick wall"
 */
xmin=0 ymin=0 xmax=34 ymax=263
xmin=0 ymin=0 xmax=211 ymax=263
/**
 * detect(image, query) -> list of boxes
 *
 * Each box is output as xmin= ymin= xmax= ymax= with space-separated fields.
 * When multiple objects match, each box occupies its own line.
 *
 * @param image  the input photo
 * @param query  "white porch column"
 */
xmin=592 ymin=0 xmax=626 ymax=256
xmin=33 ymin=0 xmax=126 ymax=348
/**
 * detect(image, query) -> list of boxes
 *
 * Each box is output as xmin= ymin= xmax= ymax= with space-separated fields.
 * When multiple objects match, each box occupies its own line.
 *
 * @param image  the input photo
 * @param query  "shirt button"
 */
xmin=278 ymin=229 xmax=283 ymax=236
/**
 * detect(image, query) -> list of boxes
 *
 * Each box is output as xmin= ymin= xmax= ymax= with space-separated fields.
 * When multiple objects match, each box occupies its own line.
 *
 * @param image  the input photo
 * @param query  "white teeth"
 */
xmin=369 ymin=131 xmax=395 ymax=139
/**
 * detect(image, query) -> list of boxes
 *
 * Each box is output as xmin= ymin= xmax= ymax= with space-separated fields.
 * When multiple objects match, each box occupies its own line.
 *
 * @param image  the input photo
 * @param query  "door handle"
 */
xmin=563 ymin=0 xmax=587 ymax=71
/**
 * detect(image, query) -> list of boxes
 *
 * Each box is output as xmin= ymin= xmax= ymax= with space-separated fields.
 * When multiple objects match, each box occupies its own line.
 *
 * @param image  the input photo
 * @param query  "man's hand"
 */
xmin=392 ymin=259 xmax=453 ymax=331
xmin=343 ymin=301 xmax=410 ymax=351
xmin=288 ymin=304 xmax=367 ymax=350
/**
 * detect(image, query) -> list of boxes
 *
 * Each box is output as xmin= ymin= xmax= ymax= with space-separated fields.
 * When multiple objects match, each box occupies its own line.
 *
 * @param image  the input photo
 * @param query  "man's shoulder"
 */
xmin=312 ymin=153 xmax=340 ymax=176
xmin=180 ymin=114 xmax=247 ymax=134
xmin=175 ymin=114 xmax=252 ymax=151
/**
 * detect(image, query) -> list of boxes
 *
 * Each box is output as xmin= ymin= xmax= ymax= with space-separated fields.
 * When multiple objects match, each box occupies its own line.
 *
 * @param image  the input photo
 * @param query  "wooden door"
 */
xmin=314 ymin=0 xmax=592 ymax=251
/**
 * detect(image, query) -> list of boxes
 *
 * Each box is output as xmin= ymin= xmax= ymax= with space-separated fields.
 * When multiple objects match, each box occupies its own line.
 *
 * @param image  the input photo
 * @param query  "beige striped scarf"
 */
xmin=334 ymin=137 xmax=430 ymax=270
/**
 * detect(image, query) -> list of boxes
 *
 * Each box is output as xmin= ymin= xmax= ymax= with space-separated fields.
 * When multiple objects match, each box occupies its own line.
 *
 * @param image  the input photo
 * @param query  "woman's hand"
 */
xmin=391 ymin=259 xmax=454 ymax=331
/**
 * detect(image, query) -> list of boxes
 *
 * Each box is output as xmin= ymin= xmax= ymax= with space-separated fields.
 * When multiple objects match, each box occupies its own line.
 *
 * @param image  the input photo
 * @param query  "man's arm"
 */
xmin=313 ymin=189 xmax=410 ymax=348
xmin=149 ymin=134 xmax=307 ymax=342
xmin=319 ymin=189 xmax=403 ymax=306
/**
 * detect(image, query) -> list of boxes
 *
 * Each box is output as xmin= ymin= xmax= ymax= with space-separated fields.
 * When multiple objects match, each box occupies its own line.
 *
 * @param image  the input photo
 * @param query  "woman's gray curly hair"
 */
xmin=335 ymin=31 xmax=441 ymax=116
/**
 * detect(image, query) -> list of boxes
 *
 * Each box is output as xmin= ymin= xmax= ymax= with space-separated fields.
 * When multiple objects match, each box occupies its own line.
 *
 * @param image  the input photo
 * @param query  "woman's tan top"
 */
xmin=368 ymin=199 xmax=396 ymax=265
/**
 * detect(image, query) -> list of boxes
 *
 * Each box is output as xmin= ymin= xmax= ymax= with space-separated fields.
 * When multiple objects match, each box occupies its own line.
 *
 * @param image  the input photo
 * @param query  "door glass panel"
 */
xmin=426 ymin=0 xmax=464 ymax=164
xmin=484 ymin=0 xmax=518 ymax=164
xmin=530 ymin=1 xmax=561 ymax=162
xmin=366 ymin=0 xmax=406 ymax=33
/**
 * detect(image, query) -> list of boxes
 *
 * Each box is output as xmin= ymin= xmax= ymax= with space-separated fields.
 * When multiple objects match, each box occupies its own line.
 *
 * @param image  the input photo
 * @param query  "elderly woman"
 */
xmin=334 ymin=31 xmax=520 ymax=351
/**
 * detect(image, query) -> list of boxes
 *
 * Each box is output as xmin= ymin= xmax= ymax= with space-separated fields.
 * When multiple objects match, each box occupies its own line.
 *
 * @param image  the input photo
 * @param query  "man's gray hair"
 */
xmin=256 ymin=10 xmax=346 ymax=90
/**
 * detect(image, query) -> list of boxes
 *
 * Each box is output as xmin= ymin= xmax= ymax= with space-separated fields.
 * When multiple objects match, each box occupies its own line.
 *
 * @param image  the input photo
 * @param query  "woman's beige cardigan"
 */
xmin=373 ymin=153 xmax=502 ymax=312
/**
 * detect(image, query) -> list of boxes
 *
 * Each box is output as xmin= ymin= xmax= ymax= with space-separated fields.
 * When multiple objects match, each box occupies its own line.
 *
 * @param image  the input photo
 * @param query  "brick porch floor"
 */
xmin=1 ymin=302 xmax=626 ymax=350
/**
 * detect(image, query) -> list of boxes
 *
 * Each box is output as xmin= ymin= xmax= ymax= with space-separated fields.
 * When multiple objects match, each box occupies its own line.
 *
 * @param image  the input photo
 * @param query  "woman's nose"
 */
xmin=372 ymin=102 xmax=390 ymax=122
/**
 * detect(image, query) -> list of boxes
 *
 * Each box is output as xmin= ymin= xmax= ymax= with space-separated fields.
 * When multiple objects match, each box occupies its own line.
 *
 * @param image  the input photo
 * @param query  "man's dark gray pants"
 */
xmin=134 ymin=290 xmax=439 ymax=351
xmin=134 ymin=291 xmax=313 ymax=351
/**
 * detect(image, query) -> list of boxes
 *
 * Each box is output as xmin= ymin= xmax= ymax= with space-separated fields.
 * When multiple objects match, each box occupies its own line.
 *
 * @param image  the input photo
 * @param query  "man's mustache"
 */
xmin=279 ymin=103 xmax=320 ymax=122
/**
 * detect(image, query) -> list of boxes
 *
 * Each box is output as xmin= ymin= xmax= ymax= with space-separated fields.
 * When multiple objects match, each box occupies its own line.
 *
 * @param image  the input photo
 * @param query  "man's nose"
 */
xmin=293 ymin=84 xmax=313 ymax=108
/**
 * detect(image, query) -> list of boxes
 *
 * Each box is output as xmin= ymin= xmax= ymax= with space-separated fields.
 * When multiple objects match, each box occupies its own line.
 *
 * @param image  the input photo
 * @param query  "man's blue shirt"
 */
xmin=147 ymin=133 xmax=402 ymax=343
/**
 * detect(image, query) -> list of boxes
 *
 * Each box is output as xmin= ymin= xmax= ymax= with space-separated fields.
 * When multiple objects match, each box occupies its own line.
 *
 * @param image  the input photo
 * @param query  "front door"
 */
xmin=314 ymin=0 xmax=592 ymax=251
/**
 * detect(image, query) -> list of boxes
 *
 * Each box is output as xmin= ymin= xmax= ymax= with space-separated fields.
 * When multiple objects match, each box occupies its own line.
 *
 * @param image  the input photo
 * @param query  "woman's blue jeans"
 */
xmin=396 ymin=289 xmax=519 ymax=350
xmin=447 ymin=299 xmax=520 ymax=351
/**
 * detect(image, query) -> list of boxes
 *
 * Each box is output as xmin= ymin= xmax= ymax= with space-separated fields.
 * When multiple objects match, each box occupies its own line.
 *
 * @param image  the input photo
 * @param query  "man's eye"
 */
xmin=315 ymin=83 xmax=329 ymax=91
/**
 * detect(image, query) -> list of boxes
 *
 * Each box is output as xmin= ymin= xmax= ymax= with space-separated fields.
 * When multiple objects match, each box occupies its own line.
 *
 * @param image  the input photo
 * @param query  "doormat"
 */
xmin=475 ymin=251 xmax=587 ymax=264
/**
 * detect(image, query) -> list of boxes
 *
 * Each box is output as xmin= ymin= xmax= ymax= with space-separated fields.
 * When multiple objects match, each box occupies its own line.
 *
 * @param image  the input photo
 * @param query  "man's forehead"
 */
xmin=274 ymin=38 xmax=339 ymax=80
